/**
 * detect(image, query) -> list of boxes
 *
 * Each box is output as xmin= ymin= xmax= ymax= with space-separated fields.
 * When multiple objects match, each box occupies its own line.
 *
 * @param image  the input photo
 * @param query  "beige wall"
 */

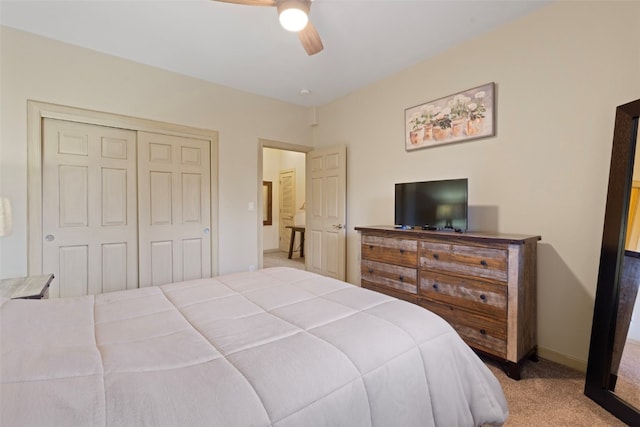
xmin=0 ymin=26 xmax=312 ymax=277
xmin=314 ymin=1 xmax=640 ymax=368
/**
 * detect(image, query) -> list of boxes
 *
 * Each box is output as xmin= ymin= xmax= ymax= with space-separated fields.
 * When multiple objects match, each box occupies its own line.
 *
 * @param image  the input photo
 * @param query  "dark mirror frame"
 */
xmin=263 ymin=181 xmax=273 ymax=226
xmin=585 ymin=98 xmax=640 ymax=425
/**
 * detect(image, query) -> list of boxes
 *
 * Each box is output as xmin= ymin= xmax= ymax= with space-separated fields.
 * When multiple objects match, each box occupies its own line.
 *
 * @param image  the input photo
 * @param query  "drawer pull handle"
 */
xmin=368 ymin=268 xmax=373 ymax=274
xmin=399 ymin=276 xmax=404 ymax=282
xmin=369 ymin=245 xmax=374 ymax=250
xmin=399 ymin=249 xmax=405 ymax=254
xmin=433 ymin=253 xmax=439 ymax=260
xmin=480 ymin=260 xmax=488 ymax=266
xmin=432 ymin=283 xmax=439 ymax=290
xmin=480 ymin=329 xmax=487 ymax=335
xmin=480 ymin=294 xmax=487 ymax=301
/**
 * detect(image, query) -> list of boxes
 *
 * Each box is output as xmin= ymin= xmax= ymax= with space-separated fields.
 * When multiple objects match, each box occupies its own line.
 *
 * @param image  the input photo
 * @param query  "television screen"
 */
xmin=395 ymin=178 xmax=468 ymax=230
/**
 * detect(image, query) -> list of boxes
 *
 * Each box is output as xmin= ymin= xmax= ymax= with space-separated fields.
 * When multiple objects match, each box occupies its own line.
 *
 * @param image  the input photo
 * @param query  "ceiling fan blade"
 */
xmin=298 ymin=20 xmax=323 ymax=56
xmin=213 ymin=0 xmax=276 ymax=6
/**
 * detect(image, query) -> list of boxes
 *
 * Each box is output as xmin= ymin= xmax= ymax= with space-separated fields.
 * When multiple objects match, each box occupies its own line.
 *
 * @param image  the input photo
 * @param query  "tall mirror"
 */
xmin=585 ymin=99 xmax=640 ymax=425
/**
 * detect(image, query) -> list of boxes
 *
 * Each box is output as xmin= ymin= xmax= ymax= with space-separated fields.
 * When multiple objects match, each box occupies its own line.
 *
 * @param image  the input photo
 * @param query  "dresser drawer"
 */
xmin=361 ymin=259 xmax=417 ymax=294
xmin=362 ymin=282 xmax=419 ymax=304
xmin=420 ymin=299 xmax=507 ymax=358
xmin=361 ymin=235 xmax=417 ymax=268
xmin=419 ymin=241 xmax=508 ymax=282
xmin=419 ymin=271 xmax=507 ymax=319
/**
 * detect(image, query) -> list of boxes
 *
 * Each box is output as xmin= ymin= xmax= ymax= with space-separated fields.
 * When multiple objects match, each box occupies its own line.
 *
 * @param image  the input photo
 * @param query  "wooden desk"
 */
xmin=286 ymin=226 xmax=305 ymax=259
xmin=0 ymin=274 xmax=54 ymax=299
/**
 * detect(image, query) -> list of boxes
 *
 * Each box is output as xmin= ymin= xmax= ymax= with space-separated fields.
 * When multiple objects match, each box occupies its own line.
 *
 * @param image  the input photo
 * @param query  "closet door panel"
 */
xmin=102 ymin=167 xmax=128 ymax=226
xmin=58 ymin=245 xmax=88 ymax=297
xmin=102 ymin=242 xmax=129 ymax=292
xmin=42 ymin=119 xmax=138 ymax=297
xmin=59 ymin=165 xmax=88 ymax=227
xmin=138 ymin=132 xmax=211 ymax=287
xmin=182 ymin=238 xmax=203 ymax=281
xmin=182 ymin=173 xmax=202 ymax=223
xmin=150 ymin=240 xmax=174 ymax=286
xmin=150 ymin=171 xmax=173 ymax=225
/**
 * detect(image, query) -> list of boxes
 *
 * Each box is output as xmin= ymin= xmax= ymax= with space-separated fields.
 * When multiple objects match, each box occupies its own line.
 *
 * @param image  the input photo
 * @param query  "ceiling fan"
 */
xmin=213 ymin=0 xmax=324 ymax=56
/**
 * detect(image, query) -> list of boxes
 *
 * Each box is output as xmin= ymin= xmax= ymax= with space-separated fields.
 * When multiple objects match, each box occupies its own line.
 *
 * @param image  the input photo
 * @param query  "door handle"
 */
xmin=333 ymin=224 xmax=344 ymax=229
xmin=45 ymin=234 xmax=55 ymax=242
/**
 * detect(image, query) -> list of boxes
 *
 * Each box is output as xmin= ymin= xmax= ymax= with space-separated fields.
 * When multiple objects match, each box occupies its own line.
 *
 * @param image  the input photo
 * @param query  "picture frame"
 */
xmin=405 ymin=82 xmax=495 ymax=151
xmin=263 ymin=181 xmax=272 ymax=226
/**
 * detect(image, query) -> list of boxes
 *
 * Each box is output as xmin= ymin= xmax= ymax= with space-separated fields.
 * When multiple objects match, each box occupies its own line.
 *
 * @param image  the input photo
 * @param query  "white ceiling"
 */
xmin=1 ymin=0 xmax=550 ymax=107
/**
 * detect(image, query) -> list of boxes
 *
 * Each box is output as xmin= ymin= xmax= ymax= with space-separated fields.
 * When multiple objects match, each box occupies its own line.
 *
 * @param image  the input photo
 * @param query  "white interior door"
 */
xmin=306 ymin=145 xmax=347 ymax=280
xmin=42 ymin=119 xmax=138 ymax=297
xmin=278 ymin=169 xmax=295 ymax=252
xmin=138 ymin=132 xmax=211 ymax=287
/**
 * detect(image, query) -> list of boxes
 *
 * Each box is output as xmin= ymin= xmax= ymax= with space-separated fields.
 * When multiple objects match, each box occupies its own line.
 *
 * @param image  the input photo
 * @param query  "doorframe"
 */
xmin=27 ymin=100 xmax=219 ymax=277
xmin=257 ymin=139 xmax=312 ymax=269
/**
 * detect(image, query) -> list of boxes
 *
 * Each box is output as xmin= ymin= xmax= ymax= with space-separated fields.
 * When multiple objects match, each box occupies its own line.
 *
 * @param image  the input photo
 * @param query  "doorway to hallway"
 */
xmin=261 ymin=144 xmax=308 ymax=269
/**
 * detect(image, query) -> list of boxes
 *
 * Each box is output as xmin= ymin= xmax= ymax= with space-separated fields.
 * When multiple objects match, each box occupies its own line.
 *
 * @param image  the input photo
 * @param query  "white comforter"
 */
xmin=1 ymin=267 xmax=508 ymax=426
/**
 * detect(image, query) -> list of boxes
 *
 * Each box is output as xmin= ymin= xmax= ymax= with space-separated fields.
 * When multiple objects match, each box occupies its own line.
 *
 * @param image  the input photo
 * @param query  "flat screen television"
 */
xmin=394 ymin=178 xmax=468 ymax=231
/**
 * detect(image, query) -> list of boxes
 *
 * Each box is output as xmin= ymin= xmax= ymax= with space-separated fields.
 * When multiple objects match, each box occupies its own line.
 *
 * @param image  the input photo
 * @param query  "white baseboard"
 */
xmin=538 ymin=346 xmax=588 ymax=373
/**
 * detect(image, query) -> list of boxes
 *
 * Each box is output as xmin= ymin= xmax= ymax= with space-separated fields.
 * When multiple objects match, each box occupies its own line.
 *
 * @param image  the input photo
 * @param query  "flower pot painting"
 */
xmin=409 ymin=128 xmax=422 ymax=145
xmin=423 ymin=124 xmax=433 ymax=141
xmin=433 ymin=126 xmax=451 ymax=141
xmin=405 ymin=82 xmax=495 ymax=151
xmin=451 ymin=118 xmax=465 ymax=137
xmin=466 ymin=117 xmax=484 ymax=136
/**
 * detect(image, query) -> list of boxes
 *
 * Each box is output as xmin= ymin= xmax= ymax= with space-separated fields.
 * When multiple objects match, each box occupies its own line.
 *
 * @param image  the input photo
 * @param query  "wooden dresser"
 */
xmin=355 ymin=226 xmax=540 ymax=379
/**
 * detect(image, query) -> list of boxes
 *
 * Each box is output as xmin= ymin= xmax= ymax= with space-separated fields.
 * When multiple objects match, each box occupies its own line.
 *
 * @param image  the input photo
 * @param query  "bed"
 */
xmin=1 ymin=267 xmax=508 ymax=426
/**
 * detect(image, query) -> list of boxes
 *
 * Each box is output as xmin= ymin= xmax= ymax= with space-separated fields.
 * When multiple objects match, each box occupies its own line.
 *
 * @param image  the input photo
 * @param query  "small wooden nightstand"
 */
xmin=0 ymin=274 xmax=54 ymax=299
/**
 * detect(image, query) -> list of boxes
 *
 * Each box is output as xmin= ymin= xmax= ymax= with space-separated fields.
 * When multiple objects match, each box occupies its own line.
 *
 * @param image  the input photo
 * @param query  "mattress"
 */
xmin=1 ymin=267 xmax=508 ymax=426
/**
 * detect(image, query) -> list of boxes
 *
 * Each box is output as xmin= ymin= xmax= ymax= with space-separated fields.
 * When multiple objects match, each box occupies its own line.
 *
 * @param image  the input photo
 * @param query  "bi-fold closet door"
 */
xmin=42 ymin=119 xmax=211 ymax=298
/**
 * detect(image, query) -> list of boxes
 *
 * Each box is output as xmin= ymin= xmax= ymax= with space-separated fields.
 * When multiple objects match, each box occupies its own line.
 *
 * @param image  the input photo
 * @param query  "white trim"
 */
xmin=27 ymin=100 xmax=219 ymax=277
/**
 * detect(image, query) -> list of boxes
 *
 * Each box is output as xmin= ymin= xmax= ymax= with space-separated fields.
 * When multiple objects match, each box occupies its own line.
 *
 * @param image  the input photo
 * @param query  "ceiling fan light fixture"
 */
xmin=277 ymin=0 xmax=309 ymax=32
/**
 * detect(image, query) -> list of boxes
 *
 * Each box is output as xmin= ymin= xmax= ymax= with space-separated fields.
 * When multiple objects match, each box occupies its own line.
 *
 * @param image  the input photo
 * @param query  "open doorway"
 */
xmin=259 ymin=140 xmax=311 ymax=270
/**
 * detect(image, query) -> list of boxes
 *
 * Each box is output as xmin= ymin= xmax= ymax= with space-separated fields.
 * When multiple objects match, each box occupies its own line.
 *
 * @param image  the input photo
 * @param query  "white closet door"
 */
xmin=42 ymin=119 xmax=138 ymax=297
xmin=138 ymin=132 xmax=211 ymax=287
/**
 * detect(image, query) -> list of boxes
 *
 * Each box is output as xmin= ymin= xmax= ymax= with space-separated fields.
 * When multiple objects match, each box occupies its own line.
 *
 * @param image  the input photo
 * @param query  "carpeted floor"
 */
xmin=615 ymin=339 xmax=640 ymax=410
xmin=263 ymin=250 xmax=306 ymax=269
xmin=485 ymin=357 xmax=626 ymax=426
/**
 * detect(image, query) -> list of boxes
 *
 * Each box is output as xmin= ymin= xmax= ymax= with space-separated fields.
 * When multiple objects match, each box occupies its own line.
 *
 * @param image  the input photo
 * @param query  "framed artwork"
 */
xmin=263 ymin=181 xmax=272 ymax=226
xmin=405 ymin=82 xmax=495 ymax=151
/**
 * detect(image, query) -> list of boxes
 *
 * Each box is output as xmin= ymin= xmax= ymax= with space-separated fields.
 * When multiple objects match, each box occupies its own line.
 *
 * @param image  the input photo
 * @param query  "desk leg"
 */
xmin=300 ymin=232 xmax=305 ymax=258
xmin=288 ymin=229 xmax=295 ymax=259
